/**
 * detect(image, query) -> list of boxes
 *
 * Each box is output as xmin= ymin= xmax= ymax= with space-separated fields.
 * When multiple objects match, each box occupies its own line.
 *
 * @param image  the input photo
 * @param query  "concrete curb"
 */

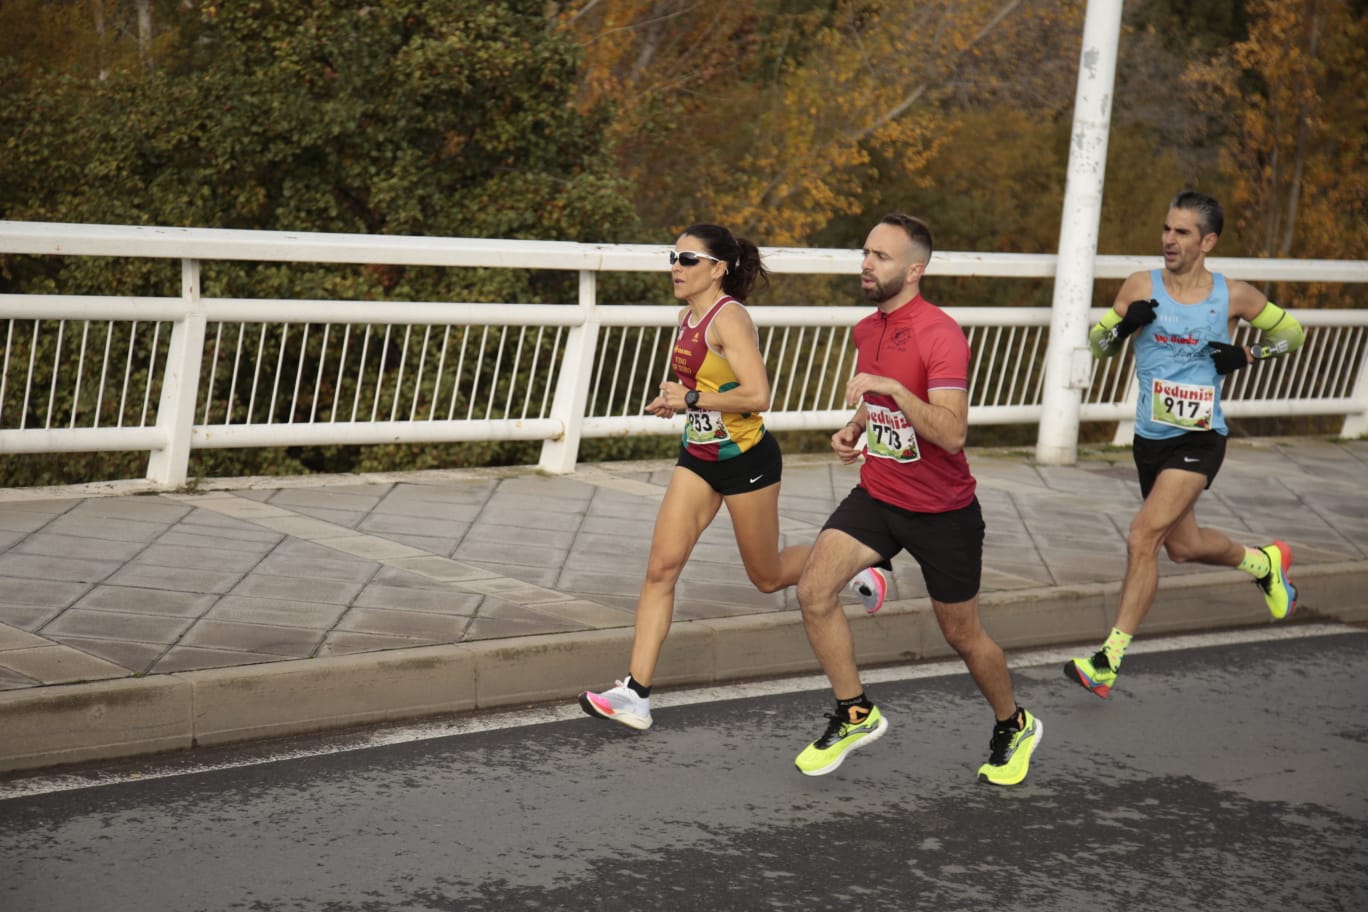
xmin=2 ymin=562 xmax=1364 ymax=774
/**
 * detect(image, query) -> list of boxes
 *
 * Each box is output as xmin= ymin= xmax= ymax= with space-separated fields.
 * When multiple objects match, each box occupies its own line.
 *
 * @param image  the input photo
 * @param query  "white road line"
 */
xmin=2 ymin=622 xmax=1359 ymax=800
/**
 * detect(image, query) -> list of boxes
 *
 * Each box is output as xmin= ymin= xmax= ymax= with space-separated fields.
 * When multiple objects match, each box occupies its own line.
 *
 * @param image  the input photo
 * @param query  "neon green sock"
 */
xmin=1102 ymin=627 xmax=1133 ymax=670
xmin=1237 ymin=546 xmax=1271 ymax=580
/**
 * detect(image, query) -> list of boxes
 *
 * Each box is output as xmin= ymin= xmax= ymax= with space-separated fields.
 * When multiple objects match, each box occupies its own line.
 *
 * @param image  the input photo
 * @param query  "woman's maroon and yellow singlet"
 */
xmin=671 ymin=296 xmax=767 ymax=462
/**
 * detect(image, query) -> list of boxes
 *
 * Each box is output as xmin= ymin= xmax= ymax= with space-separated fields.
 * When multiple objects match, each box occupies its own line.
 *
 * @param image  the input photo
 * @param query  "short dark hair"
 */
xmin=1170 ymin=190 xmax=1224 ymax=237
xmin=680 ymin=223 xmax=770 ymax=301
xmin=878 ymin=213 xmax=933 ymax=262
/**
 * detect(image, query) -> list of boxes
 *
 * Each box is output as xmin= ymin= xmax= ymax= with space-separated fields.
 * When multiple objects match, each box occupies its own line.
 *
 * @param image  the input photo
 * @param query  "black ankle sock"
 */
xmin=996 ymin=706 xmax=1024 ymax=729
xmin=626 ymin=675 xmax=651 ymax=699
xmin=836 ymin=693 xmax=873 ymax=715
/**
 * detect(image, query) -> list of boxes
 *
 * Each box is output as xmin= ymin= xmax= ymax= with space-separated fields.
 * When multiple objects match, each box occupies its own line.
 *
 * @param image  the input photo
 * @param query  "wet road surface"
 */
xmin=2 ymin=626 xmax=1365 ymax=911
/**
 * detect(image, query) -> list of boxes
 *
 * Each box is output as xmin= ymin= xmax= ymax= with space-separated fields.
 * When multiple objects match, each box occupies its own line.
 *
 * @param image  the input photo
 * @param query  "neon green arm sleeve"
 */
xmin=1088 ymin=308 xmax=1125 ymax=359
xmin=1249 ymin=302 xmax=1306 ymax=360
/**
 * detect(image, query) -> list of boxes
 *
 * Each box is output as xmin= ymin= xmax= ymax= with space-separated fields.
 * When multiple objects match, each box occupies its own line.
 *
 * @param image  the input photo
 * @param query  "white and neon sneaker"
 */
xmin=849 ymin=566 xmax=888 ymax=614
xmin=578 ymin=679 xmax=653 ymax=730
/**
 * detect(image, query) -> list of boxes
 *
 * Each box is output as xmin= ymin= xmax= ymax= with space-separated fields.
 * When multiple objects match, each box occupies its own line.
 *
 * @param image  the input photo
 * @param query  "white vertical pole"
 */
xmin=146 ymin=258 xmax=206 ymax=486
xmin=1339 ymin=337 xmax=1368 ymax=439
xmin=1035 ymin=0 xmax=1125 ymax=465
xmin=538 ymin=269 xmax=601 ymax=474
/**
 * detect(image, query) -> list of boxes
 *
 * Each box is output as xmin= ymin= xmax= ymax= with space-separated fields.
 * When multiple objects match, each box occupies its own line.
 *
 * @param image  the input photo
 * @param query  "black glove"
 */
xmin=1117 ymin=298 xmax=1159 ymax=339
xmin=1209 ymin=341 xmax=1249 ymax=375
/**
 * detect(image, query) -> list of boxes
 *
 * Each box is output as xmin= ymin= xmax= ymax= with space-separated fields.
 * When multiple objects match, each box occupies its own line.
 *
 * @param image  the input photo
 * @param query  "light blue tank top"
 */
xmin=1132 ymin=268 xmax=1230 ymax=440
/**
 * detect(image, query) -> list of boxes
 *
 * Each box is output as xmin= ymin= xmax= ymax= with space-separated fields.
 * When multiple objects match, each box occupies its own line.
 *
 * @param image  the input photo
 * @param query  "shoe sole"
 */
xmin=863 ymin=569 xmax=888 ymax=615
xmin=795 ymin=715 xmax=889 ymax=777
xmin=978 ymin=717 xmax=1044 ymax=787
xmin=577 ymin=692 xmax=652 ymax=730
xmin=1063 ymin=661 xmax=1111 ymax=699
xmin=852 ymin=568 xmax=888 ymax=615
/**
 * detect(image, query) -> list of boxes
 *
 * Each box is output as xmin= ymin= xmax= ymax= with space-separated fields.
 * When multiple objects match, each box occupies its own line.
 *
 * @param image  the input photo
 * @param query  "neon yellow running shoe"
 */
xmin=1256 ymin=539 xmax=1297 ymax=620
xmin=1064 ymin=650 xmax=1116 ymax=699
xmin=794 ymin=704 xmax=888 ymax=776
xmin=977 ymin=708 xmax=1043 ymax=787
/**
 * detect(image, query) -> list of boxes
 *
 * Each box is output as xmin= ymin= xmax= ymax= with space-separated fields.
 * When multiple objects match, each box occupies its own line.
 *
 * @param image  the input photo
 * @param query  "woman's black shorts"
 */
xmin=676 ymin=431 xmax=783 ymax=496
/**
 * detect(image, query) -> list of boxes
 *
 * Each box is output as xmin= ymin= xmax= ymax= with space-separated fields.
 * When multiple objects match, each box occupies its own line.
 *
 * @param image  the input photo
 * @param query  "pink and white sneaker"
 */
xmin=849 ymin=566 xmax=888 ymax=614
xmin=578 ymin=678 xmax=653 ymax=730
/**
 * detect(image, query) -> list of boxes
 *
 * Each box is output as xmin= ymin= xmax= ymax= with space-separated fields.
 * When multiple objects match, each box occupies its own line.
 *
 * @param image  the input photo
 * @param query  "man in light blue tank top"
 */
xmin=1132 ymin=267 xmax=1232 ymax=438
xmin=1065 ymin=191 xmax=1307 ymax=699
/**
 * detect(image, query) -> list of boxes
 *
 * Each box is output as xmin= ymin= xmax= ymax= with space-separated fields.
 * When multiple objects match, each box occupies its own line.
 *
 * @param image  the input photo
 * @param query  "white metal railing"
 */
xmin=2 ymin=221 xmax=1367 ymax=486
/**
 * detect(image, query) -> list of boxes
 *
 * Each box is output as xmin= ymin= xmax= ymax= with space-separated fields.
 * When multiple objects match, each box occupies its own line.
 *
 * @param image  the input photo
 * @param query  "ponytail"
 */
xmin=725 ymin=237 xmax=770 ymax=301
xmin=680 ymin=223 xmax=770 ymax=302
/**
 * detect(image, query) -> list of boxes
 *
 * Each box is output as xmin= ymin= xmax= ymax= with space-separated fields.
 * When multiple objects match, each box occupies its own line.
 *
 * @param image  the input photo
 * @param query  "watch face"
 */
xmin=685 ymin=390 xmax=699 ymax=408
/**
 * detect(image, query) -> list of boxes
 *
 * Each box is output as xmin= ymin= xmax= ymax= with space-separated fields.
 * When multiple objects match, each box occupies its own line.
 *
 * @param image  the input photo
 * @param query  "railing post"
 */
xmin=1341 ymin=338 xmax=1368 ymax=439
xmin=1111 ymin=385 xmax=1137 ymax=447
xmin=145 ymin=258 xmax=206 ymax=487
xmin=1035 ymin=0 xmax=1123 ymax=466
xmin=538 ymin=269 xmax=601 ymax=474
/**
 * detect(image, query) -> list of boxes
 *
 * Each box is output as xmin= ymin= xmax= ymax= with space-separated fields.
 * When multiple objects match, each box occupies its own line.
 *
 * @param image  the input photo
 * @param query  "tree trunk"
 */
xmin=92 ymin=0 xmax=108 ymax=80
xmin=137 ymin=0 xmax=153 ymax=70
xmin=1280 ymin=1 xmax=1327 ymax=258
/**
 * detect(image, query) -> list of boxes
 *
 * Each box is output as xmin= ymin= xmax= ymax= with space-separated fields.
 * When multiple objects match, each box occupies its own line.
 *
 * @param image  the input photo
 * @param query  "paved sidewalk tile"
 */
xmin=0 ymin=439 xmax=1363 ymax=768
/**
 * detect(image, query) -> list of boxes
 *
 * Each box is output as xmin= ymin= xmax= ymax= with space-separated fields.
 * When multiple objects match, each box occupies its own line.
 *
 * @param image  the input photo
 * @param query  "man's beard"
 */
xmin=861 ymin=275 xmax=900 ymax=304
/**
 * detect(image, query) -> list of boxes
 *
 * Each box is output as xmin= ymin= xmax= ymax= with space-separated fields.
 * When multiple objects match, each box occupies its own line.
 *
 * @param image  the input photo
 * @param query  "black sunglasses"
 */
xmin=669 ymin=251 xmax=725 ymax=267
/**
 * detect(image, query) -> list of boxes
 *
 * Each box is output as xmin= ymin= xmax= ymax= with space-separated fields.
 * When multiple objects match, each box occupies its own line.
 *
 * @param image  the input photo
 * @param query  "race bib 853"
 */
xmin=684 ymin=409 xmax=731 ymax=446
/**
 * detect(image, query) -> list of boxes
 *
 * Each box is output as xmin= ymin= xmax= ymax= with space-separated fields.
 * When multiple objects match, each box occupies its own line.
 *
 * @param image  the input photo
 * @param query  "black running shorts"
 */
xmin=822 ymin=485 xmax=984 ymax=604
xmin=1132 ymin=431 xmax=1227 ymax=498
xmin=676 ymin=431 xmax=783 ymax=496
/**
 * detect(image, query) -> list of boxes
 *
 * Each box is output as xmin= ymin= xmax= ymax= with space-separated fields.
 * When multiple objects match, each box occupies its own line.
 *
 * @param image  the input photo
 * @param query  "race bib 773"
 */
xmin=864 ymin=403 xmax=921 ymax=462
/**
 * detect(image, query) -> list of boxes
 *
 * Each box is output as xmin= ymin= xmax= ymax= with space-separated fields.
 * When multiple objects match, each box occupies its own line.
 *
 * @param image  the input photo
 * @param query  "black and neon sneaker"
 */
xmin=794 ymin=704 xmax=888 ymax=776
xmin=977 ymin=707 xmax=1043 ymax=786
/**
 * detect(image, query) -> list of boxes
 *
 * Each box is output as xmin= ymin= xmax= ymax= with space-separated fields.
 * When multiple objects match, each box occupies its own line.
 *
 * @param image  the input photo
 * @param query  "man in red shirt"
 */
xmin=792 ymin=214 xmax=1042 ymax=786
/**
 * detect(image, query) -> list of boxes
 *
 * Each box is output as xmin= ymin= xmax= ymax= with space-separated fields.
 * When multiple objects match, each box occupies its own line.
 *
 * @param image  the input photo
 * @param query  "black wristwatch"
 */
xmin=684 ymin=389 xmax=700 ymax=410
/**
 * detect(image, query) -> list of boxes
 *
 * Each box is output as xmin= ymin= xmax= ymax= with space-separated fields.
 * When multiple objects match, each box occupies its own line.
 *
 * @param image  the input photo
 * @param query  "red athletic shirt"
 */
xmin=852 ymin=294 xmax=977 ymax=513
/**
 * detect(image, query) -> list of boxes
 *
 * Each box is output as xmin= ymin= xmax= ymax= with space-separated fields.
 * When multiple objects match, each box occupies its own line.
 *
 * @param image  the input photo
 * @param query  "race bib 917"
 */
xmin=1151 ymin=378 xmax=1215 ymax=431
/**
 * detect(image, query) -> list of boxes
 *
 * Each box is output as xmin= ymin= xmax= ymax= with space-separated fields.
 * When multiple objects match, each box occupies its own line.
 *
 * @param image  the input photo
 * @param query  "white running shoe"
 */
xmin=578 ymin=678 xmax=653 ymax=730
xmin=849 ymin=567 xmax=888 ymax=614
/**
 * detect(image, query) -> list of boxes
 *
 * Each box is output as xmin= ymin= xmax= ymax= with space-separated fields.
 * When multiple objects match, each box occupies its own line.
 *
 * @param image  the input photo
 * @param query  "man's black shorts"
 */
xmin=1133 ymin=431 xmax=1227 ymax=498
xmin=822 ymin=485 xmax=984 ymax=604
xmin=676 ymin=431 xmax=782 ymax=496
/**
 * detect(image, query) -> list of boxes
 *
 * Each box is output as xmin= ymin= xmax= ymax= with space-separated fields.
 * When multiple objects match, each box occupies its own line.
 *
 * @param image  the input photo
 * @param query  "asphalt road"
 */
xmin=2 ymin=625 xmax=1365 ymax=912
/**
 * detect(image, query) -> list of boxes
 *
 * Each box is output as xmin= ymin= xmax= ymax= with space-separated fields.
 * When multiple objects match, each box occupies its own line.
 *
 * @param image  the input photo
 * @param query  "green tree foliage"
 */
xmin=3 ymin=1 xmax=1364 ymax=486
xmin=1144 ymin=0 xmax=1249 ymax=52
xmin=1 ymin=0 xmax=644 ymax=485
xmin=1180 ymin=0 xmax=1367 ymax=314
xmin=2 ymin=1 xmax=639 ymax=294
xmin=560 ymin=0 xmax=1019 ymax=245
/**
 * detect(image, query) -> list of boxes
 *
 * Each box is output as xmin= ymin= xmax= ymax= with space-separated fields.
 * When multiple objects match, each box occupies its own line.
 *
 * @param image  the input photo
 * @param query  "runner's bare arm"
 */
xmin=845 ymin=373 xmax=968 ymax=454
xmin=698 ymin=303 xmax=771 ymax=413
xmin=831 ymin=406 xmax=869 ymax=464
